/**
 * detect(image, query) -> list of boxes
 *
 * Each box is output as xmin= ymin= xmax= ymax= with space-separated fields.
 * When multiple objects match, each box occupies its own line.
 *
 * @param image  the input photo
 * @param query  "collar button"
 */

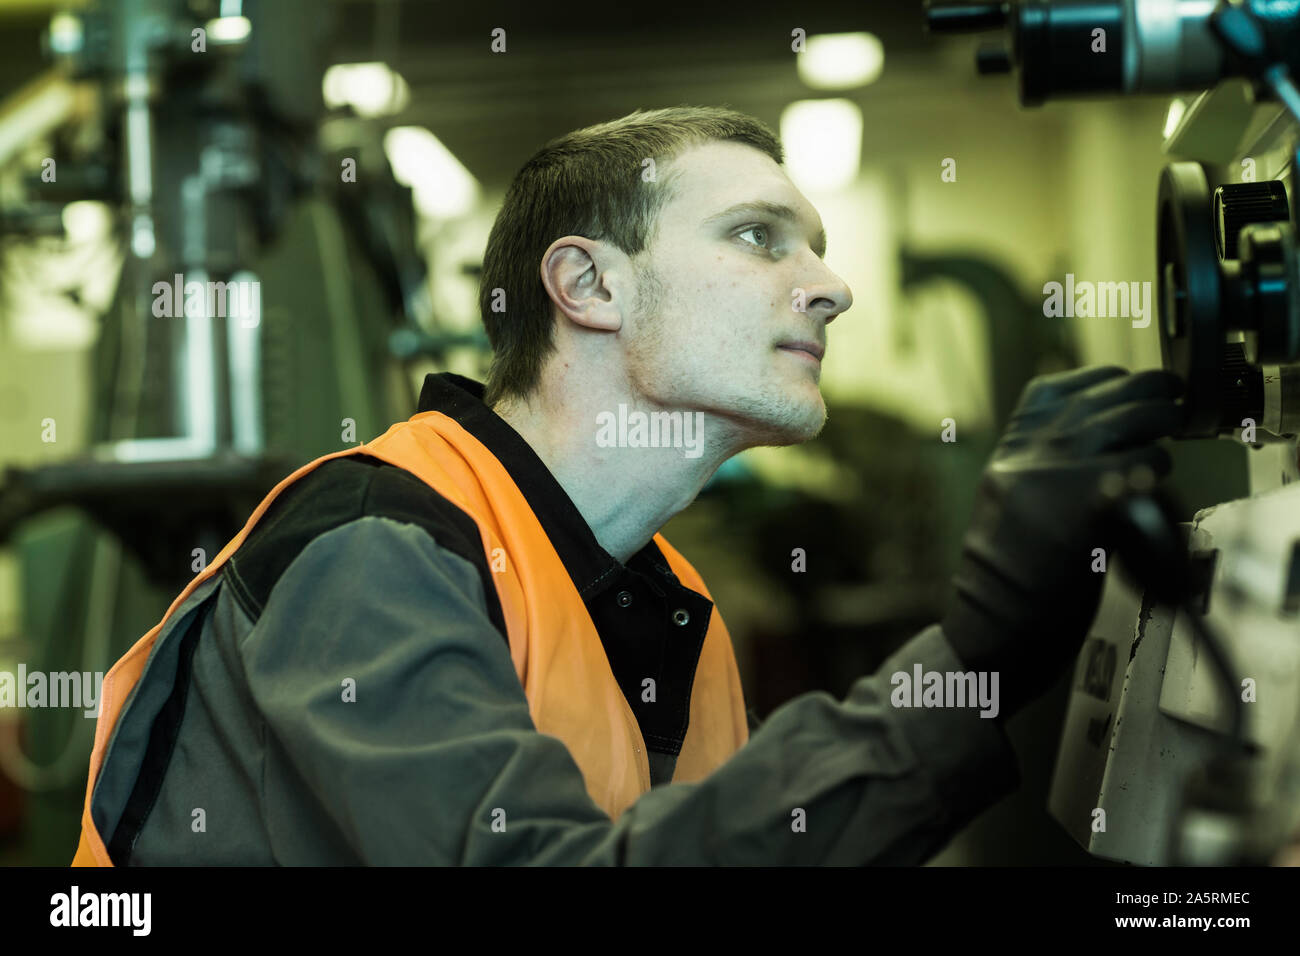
xmin=616 ymin=590 xmax=633 ymax=608
xmin=671 ymin=608 xmax=690 ymax=626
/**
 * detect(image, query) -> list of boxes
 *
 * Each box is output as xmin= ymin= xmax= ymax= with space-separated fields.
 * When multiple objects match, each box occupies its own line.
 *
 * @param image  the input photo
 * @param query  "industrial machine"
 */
xmin=927 ymin=0 xmax=1300 ymax=865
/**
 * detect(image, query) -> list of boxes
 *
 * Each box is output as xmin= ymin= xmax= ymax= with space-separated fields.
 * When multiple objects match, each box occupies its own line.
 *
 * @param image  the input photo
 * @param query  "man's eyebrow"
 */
xmin=702 ymin=200 xmax=827 ymax=259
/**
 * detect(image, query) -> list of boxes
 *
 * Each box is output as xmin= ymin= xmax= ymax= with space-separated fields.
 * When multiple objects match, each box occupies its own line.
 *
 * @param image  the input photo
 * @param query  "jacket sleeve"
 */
xmin=242 ymin=515 xmax=1021 ymax=865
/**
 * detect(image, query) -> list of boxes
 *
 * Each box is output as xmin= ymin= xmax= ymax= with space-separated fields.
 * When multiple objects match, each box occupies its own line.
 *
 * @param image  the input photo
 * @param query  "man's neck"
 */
xmin=493 ymin=386 xmax=738 ymax=565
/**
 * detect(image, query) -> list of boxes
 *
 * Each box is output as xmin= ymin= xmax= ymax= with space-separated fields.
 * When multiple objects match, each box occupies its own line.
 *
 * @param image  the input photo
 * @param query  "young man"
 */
xmin=71 ymin=106 xmax=1182 ymax=865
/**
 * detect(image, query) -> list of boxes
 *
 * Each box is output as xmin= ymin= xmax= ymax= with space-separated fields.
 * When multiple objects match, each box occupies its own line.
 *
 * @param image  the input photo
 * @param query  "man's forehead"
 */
xmin=667 ymin=141 xmax=798 ymax=208
xmin=662 ymin=141 xmax=826 ymax=253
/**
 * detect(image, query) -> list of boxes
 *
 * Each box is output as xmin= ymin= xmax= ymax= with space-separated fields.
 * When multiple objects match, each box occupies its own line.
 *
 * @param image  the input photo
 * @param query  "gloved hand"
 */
xmin=939 ymin=365 xmax=1185 ymax=721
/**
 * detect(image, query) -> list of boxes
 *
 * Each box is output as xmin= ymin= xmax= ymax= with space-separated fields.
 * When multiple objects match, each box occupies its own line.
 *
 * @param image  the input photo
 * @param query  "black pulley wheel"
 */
xmin=1157 ymin=162 xmax=1224 ymax=437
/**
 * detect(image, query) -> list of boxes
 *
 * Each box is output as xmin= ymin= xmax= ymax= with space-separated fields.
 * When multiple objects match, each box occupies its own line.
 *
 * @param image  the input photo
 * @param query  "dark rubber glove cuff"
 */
xmin=939 ymin=480 xmax=1106 ymax=721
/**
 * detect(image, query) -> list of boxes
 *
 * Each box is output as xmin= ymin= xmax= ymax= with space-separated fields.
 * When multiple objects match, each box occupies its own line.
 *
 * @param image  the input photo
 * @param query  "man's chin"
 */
xmin=747 ymin=402 xmax=827 ymax=447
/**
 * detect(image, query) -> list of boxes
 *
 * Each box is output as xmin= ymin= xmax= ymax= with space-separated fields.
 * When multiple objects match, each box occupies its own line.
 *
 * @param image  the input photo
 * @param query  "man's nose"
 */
xmin=801 ymin=265 xmax=853 ymax=324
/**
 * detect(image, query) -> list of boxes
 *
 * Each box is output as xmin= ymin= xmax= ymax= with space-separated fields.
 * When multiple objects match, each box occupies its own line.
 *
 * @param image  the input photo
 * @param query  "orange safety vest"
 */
xmin=72 ymin=404 xmax=750 ymax=865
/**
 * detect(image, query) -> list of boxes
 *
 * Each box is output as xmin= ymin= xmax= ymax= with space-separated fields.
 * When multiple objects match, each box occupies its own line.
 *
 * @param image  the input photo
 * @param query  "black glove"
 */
xmin=939 ymin=365 xmax=1185 ymax=721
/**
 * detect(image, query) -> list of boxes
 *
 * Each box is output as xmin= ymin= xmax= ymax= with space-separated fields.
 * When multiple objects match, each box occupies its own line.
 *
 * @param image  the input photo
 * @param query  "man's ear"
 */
xmin=539 ymin=236 xmax=627 ymax=333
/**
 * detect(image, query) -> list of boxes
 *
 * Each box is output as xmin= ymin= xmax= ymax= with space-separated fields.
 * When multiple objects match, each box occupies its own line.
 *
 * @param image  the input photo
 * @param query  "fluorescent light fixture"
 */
xmin=62 ymin=201 xmax=112 ymax=243
xmin=780 ymin=99 xmax=863 ymax=193
xmin=48 ymin=12 xmax=83 ymax=56
xmin=206 ymin=16 xmax=252 ymax=44
xmin=799 ymin=32 xmax=885 ymax=90
xmin=383 ymin=126 xmax=480 ymax=219
xmin=323 ymin=62 xmax=410 ymax=118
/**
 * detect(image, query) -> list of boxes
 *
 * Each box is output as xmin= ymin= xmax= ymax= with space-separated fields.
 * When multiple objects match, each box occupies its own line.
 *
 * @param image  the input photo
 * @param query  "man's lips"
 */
xmin=777 ymin=341 xmax=825 ymax=362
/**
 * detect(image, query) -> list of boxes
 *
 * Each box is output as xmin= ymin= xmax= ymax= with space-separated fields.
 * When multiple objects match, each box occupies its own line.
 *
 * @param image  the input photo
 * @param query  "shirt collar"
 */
xmin=416 ymin=372 xmax=669 ymax=599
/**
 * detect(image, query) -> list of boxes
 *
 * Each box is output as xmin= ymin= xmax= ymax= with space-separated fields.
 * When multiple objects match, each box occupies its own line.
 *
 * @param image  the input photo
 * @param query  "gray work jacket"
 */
xmin=83 ymin=373 xmax=1021 ymax=865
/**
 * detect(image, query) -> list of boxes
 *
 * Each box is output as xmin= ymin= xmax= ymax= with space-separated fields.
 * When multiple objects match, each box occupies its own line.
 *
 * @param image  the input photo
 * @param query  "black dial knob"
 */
xmin=1213 ymin=180 xmax=1290 ymax=260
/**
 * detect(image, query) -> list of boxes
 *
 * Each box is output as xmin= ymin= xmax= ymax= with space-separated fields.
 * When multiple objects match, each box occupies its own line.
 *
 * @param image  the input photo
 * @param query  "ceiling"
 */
xmin=0 ymin=1 xmax=1004 ymax=190
xmin=324 ymin=0 xmax=993 ymax=189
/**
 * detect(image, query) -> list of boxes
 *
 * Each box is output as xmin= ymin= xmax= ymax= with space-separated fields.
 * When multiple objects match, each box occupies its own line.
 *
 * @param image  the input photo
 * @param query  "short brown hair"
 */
xmin=478 ymin=105 xmax=784 ymax=407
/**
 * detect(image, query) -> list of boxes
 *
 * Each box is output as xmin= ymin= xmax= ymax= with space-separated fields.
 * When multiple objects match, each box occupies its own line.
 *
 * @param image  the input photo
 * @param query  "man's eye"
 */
xmin=738 ymin=225 xmax=771 ymax=249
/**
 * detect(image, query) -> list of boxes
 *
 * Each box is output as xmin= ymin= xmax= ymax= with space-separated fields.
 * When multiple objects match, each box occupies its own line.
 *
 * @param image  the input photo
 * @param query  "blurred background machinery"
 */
xmin=0 ymin=0 xmax=1267 ymax=865
xmin=0 ymin=0 xmax=469 ymax=863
